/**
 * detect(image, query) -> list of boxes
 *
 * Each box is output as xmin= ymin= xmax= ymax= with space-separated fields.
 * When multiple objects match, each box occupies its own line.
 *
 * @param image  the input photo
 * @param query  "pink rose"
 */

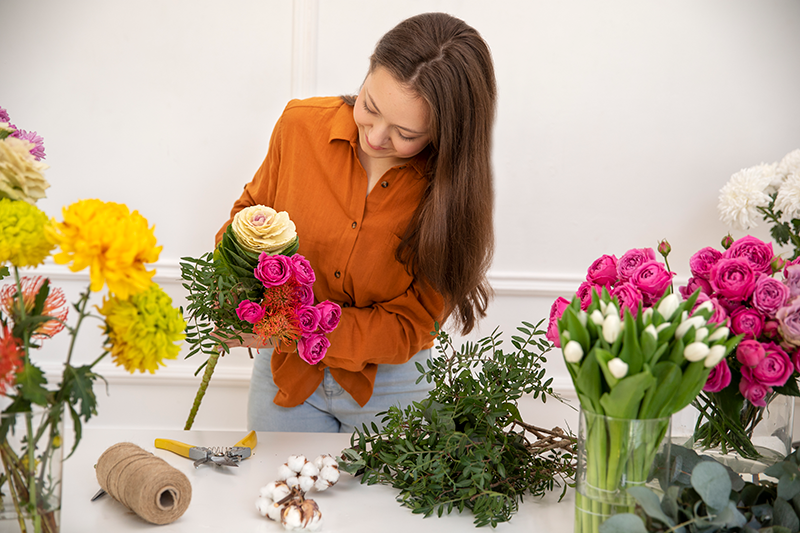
xmin=295 ymin=283 xmax=315 ymax=307
xmin=723 ymin=236 xmax=774 ymax=275
xmin=776 ymin=296 xmax=800 ymax=347
xmin=577 ymin=282 xmax=604 ymax=311
xmin=546 ymin=297 xmax=570 ymax=348
xmin=709 ymin=258 xmax=756 ymax=301
xmin=703 ymin=358 xmax=731 ymax=393
xmin=586 ymin=255 xmax=618 ymax=286
xmin=297 ymin=332 xmax=330 ymax=365
xmin=693 ymin=293 xmax=729 ymax=325
xmin=679 ymin=277 xmax=712 ymax=300
xmin=752 ymin=343 xmax=794 ymax=387
xmin=739 ymin=369 xmax=771 ymax=407
xmin=751 ymin=274 xmax=790 ymax=317
xmin=763 ymin=319 xmax=781 ymax=340
xmin=689 ymin=247 xmax=723 ymax=280
xmin=297 ymin=305 xmax=321 ymax=334
xmin=736 ymin=339 xmax=766 ymax=367
xmin=784 ymin=264 xmax=800 ymax=299
xmin=610 ymin=283 xmax=643 ymax=317
xmin=730 ymin=307 xmax=764 ymax=339
xmin=617 ymin=248 xmax=656 ymax=283
xmin=316 ymin=300 xmax=342 ymax=333
xmin=629 ymin=260 xmax=675 ymax=306
xmin=290 ymin=254 xmax=316 ymax=285
xmin=235 ymin=300 xmax=265 ymax=324
xmin=255 ymin=253 xmax=293 ymax=288
xmin=793 ymin=349 xmax=800 ymax=373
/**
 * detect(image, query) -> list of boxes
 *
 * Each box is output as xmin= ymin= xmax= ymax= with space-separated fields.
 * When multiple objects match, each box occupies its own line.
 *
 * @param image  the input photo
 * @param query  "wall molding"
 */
xmin=291 ymin=0 xmax=319 ymax=99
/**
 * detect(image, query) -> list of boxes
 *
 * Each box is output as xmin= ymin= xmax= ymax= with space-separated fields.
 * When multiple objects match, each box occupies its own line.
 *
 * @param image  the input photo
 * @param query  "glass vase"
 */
xmin=574 ymin=409 xmax=671 ymax=533
xmin=0 ymin=404 xmax=64 ymax=533
xmin=681 ymin=392 xmax=794 ymax=478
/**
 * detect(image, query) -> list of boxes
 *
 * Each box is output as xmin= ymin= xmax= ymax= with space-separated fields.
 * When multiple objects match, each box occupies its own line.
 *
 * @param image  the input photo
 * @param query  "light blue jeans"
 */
xmin=247 ymin=348 xmax=433 ymax=433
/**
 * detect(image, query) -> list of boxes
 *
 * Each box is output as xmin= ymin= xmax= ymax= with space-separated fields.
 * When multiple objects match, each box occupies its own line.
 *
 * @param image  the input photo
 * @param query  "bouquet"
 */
xmin=683 ymin=234 xmax=800 ymax=460
xmin=181 ymin=205 xmax=341 ymax=429
xmin=1 ymin=106 xmax=185 ymax=532
xmin=718 ymin=148 xmax=800 ymax=259
xmin=547 ymin=245 xmax=737 ymax=533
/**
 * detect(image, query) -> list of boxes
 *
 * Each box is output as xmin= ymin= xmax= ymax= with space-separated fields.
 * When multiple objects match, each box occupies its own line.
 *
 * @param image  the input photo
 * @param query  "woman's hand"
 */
xmin=214 ymin=331 xmax=274 ymax=351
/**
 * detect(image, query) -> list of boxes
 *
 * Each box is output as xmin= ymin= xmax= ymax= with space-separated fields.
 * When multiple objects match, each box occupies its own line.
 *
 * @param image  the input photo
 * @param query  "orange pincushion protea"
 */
xmin=260 ymin=281 xmax=302 ymax=315
xmin=0 ymin=275 xmax=68 ymax=338
xmin=254 ymin=311 xmax=302 ymax=346
xmin=0 ymin=323 xmax=23 ymax=394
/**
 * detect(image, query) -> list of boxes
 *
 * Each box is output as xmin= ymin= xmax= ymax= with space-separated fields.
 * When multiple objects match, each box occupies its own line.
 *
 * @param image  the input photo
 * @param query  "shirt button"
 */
xmin=381 ymin=181 xmax=389 ymax=188
xmin=334 ymin=271 xmax=341 ymax=278
xmin=351 ymin=221 xmax=357 ymax=229
xmin=342 ymin=302 xmax=350 ymax=308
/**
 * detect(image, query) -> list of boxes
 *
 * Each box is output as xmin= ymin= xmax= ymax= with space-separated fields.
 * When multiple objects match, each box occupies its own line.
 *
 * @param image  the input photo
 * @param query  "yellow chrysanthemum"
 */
xmin=0 ymin=198 xmax=54 ymax=267
xmin=48 ymin=199 xmax=162 ymax=299
xmin=98 ymin=284 xmax=186 ymax=374
xmin=0 ymin=137 xmax=50 ymax=204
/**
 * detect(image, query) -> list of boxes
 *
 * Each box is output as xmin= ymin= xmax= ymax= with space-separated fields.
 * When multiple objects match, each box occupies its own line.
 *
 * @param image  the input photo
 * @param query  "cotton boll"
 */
xmin=301 ymin=500 xmax=323 ymax=531
xmin=271 ymin=481 xmax=292 ymax=503
xmin=285 ymin=475 xmax=300 ymax=489
xmin=267 ymin=501 xmax=284 ymax=522
xmin=278 ymin=463 xmax=294 ymax=480
xmin=314 ymin=454 xmax=338 ymax=470
xmin=287 ymin=455 xmax=308 ymax=473
xmin=320 ymin=465 xmax=339 ymax=485
xmin=281 ymin=502 xmax=303 ymax=530
xmin=300 ymin=462 xmax=320 ymax=478
xmin=298 ymin=475 xmax=316 ymax=493
xmin=256 ymin=496 xmax=274 ymax=517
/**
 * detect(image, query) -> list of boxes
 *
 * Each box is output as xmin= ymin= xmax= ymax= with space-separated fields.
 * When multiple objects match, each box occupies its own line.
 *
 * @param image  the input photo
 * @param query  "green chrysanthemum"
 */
xmin=99 ymin=284 xmax=186 ymax=374
xmin=0 ymin=197 xmax=54 ymax=267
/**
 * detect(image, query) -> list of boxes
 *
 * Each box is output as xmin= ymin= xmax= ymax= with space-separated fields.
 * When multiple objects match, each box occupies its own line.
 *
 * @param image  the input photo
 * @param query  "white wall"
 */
xmin=1 ymin=0 xmax=799 ymax=434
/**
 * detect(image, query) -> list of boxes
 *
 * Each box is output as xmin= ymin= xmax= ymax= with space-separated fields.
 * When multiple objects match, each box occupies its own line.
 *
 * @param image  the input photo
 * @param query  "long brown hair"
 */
xmin=370 ymin=13 xmax=496 ymax=334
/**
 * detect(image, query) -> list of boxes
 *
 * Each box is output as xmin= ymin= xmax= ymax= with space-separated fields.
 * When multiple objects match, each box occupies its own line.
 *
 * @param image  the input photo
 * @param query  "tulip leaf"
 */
xmin=576 ymin=351 xmax=602 ymax=414
xmin=672 ymin=361 xmax=711 ymax=413
xmin=667 ymin=337 xmax=685 ymax=367
xmin=594 ymin=348 xmax=619 ymax=389
xmin=618 ymin=310 xmax=642 ymax=375
xmin=640 ymin=327 xmax=657 ymax=363
xmin=562 ymin=305 xmax=590 ymax=354
xmin=638 ymin=361 xmax=682 ymax=420
xmin=599 ymin=370 xmax=655 ymax=419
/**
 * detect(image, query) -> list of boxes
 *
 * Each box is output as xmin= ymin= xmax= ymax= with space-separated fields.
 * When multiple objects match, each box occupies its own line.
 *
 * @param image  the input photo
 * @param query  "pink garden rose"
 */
xmin=693 ymin=293 xmax=729 ymax=325
xmin=793 ymin=349 xmax=800 ymax=373
xmin=763 ymin=319 xmax=780 ymax=340
xmin=610 ymin=283 xmax=643 ymax=317
xmin=723 ymin=236 xmax=774 ymax=275
xmin=751 ymin=343 xmax=794 ymax=387
xmin=586 ymin=255 xmax=618 ymax=286
xmin=290 ymin=254 xmax=316 ymax=285
xmin=295 ymin=283 xmax=315 ymax=307
xmin=235 ymin=300 xmax=266 ymax=324
xmin=709 ymin=258 xmax=756 ymax=301
xmin=689 ymin=247 xmax=723 ymax=280
xmin=776 ymin=296 xmax=800 ymax=347
xmin=703 ymin=358 xmax=731 ymax=393
xmin=297 ymin=332 xmax=330 ymax=365
xmin=629 ymin=260 xmax=674 ymax=305
xmin=546 ymin=297 xmax=570 ymax=348
xmin=739 ymin=369 xmax=771 ymax=407
xmin=730 ymin=307 xmax=764 ymax=339
xmin=316 ymin=300 xmax=342 ymax=333
xmin=736 ymin=339 xmax=766 ymax=368
xmin=577 ymin=282 xmax=604 ymax=311
xmin=784 ymin=264 xmax=800 ymax=300
xmin=255 ymin=253 xmax=293 ymax=288
xmin=751 ymin=274 xmax=790 ymax=317
xmin=680 ymin=277 xmax=712 ymax=300
xmin=297 ymin=305 xmax=321 ymax=334
xmin=617 ymin=248 xmax=656 ymax=283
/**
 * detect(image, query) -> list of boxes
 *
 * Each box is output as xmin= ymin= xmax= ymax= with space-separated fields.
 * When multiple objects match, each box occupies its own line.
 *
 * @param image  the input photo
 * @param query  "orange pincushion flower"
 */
xmin=261 ymin=282 xmax=301 ymax=315
xmin=0 ymin=324 xmax=23 ymax=394
xmin=253 ymin=310 xmax=301 ymax=345
xmin=0 ymin=276 xmax=68 ymax=338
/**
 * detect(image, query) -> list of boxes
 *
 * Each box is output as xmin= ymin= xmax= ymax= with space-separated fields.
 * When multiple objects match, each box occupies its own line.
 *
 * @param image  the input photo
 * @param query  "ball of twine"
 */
xmin=95 ymin=442 xmax=192 ymax=525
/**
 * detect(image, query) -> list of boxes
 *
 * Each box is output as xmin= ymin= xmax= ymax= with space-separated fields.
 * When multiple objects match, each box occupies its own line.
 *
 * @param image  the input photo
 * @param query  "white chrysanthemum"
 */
xmin=762 ymin=162 xmax=783 ymax=195
xmin=775 ymin=172 xmax=800 ymax=221
xmin=777 ymin=149 xmax=800 ymax=180
xmin=717 ymin=165 xmax=773 ymax=230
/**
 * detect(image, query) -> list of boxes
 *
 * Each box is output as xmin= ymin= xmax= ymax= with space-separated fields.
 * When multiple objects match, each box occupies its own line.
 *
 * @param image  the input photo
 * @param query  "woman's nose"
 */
xmin=368 ymin=122 xmax=390 ymax=146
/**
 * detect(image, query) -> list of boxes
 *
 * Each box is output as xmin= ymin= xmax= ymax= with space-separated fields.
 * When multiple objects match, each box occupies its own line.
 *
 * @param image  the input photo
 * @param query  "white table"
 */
xmin=61 ymin=429 xmax=573 ymax=532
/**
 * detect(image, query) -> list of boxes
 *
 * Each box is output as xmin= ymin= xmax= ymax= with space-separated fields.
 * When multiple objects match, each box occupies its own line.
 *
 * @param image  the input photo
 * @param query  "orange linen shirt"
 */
xmin=216 ymin=97 xmax=444 ymax=408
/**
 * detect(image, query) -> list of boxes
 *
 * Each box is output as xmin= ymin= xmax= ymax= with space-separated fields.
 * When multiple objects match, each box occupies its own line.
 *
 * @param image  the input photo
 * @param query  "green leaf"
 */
xmin=599 ymin=370 xmax=655 ymax=419
xmin=691 ymin=461 xmax=731 ymax=512
xmin=774 ymin=497 xmax=800 ymax=533
xmin=638 ymin=361 xmax=682 ymax=419
xmin=598 ymin=514 xmax=647 ymax=533
xmin=16 ymin=363 xmax=49 ymax=405
xmin=627 ymin=486 xmax=675 ymax=527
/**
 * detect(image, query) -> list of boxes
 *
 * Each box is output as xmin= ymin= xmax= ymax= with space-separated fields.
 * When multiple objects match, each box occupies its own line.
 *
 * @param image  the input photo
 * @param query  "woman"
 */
xmin=217 ymin=12 xmax=496 ymax=432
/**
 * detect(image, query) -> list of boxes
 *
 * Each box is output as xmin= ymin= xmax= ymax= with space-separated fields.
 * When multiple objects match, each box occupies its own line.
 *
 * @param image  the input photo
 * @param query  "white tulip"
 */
xmin=608 ymin=358 xmax=629 ymax=379
xmin=599 ymin=300 xmax=608 ymax=314
xmin=684 ymin=342 xmax=710 ymax=362
xmin=643 ymin=324 xmax=657 ymax=340
xmin=657 ymin=293 xmax=680 ymax=320
xmin=590 ymin=309 xmax=604 ymax=326
xmin=708 ymin=327 xmax=730 ymax=342
xmin=696 ymin=300 xmax=714 ymax=314
xmin=578 ymin=310 xmax=588 ymax=327
xmin=694 ymin=327 xmax=709 ymax=342
xmin=605 ymin=302 xmax=619 ymax=318
xmin=642 ymin=307 xmax=654 ymax=324
xmin=704 ymin=345 xmax=727 ymax=368
xmin=675 ymin=316 xmax=706 ymax=339
xmin=563 ymin=340 xmax=584 ymax=363
xmin=603 ymin=313 xmax=622 ymax=343
xmin=656 ymin=322 xmax=672 ymax=333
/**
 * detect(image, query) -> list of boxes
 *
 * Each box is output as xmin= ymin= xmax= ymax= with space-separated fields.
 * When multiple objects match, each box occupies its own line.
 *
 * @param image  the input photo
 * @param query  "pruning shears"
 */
xmin=154 ymin=430 xmax=258 ymax=468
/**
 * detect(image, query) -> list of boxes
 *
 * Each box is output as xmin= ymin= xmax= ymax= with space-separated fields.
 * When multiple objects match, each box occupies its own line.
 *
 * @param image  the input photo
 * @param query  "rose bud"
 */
xmin=721 ymin=234 xmax=734 ymax=250
xmin=658 ymin=239 xmax=672 ymax=258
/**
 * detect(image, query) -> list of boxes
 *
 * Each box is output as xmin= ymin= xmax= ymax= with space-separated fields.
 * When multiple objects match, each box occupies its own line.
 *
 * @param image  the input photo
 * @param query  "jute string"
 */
xmin=95 ymin=442 xmax=192 ymax=525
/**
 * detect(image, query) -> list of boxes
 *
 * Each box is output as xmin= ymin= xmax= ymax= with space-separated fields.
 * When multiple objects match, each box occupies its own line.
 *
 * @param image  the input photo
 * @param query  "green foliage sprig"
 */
xmin=338 ymin=321 xmax=576 ymax=528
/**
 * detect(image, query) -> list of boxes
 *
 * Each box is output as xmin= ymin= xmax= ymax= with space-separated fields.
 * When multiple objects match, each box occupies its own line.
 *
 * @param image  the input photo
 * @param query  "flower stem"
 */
xmin=1 ymin=446 xmax=28 ymax=533
xmin=64 ymin=287 xmax=93 ymax=368
xmin=184 ymin=350 xmax=220 ymax=430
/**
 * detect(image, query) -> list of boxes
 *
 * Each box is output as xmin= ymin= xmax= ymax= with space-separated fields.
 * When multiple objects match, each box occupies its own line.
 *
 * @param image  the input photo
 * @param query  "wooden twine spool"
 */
xmin=96 ymin=442 xmax=192 ymax=525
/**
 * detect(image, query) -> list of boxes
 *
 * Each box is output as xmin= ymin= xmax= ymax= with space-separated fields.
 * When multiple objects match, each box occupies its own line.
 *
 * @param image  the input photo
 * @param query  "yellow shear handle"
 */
xmin=154 ymin=438 xmax=193 ymax=458
xmin=234 ymin=430 xmax=257 ymax=450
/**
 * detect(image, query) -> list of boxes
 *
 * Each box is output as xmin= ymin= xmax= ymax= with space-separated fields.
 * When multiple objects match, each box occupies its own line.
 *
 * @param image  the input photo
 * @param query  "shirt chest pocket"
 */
xmin=349 ymin=231 xmax=414 ymax=306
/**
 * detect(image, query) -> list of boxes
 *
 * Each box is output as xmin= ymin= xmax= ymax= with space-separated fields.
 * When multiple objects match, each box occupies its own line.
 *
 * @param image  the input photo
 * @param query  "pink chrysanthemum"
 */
xmin=0 ymin=106 xmax=9 ymax=123
xmin=11 ymin=128 xmax=46 ymax=161
xmin=0 ymin=276 xmax=68 ymax=338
